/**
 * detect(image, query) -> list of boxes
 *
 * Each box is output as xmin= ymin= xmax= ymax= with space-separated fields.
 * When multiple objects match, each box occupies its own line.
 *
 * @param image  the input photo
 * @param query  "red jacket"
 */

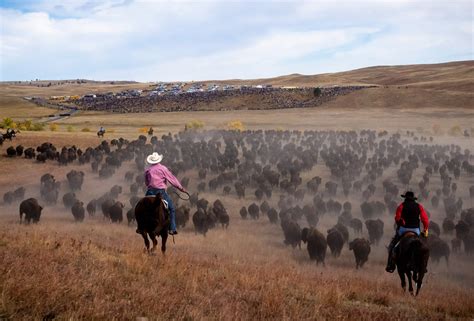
xmin=395 ymin=202 xmax=429 ymax=230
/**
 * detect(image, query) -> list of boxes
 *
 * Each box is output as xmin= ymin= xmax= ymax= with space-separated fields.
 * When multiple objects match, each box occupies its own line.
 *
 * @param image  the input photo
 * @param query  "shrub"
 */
xmin=49 ymin=123 xmax=59 ymax=131
xmin=1 ymin=117 xmax=14 ymax=128
xmin=227 ymin=120 xmax=245 ymax=131
xmin=108 ymin=129 xmax=115 ymax=134
xmin=448 ymin=125 xmax=462 ymax=136
xmin=81 ymin=127 xmax=90 ymax=132
xmin=185 ymin=120 xmax=205 ymax=130
xmin=67 ymin=125 xmax=74 ymax=132
xmin=31 ymin=123 xmax=45 ymax=131
xmin=21 ymin=120 xmax=32 ymax=131
xmin=138 ymin=127 xmax=148 ymax=134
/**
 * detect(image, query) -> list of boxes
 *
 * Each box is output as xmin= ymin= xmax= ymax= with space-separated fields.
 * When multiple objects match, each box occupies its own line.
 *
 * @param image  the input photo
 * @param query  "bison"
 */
xmin=301 ymin=227 xmax=327 ymax=265
xmin=193 ymin=208 xmax=210 ymax=236
xmin=66 ymin=170 xmax=85 ymax=191
xmin=109 ymin=201 xmax=124 ymax=223
xmin=19 ymin=198 xmax=43 ymax=224
xmin=349 ymin=238 xmax=371 ymax=269
xmin=86 ymin=199 xmax=97 ymax=217
xmin=239 ymin=206 xmax=248 ymax=219
xmin=281 ymin=219 xmax=301 ymax=249
xmin=326 ymin=228 xmax=344 ymax=257
xmin=427 ymin=235 xmax=450 ymax=266
xmin=62 ymin=192 xmax=77 ymax=209
xmin=365 ymin=219 xmax=384 ymax=246
xmin=71 ymin=201 xmax=85 ymax=222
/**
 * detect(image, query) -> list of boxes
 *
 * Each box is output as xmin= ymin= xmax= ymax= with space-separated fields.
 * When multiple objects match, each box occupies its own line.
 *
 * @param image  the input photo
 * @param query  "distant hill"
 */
xmin=0 ymin=60 xmax=472 ymax=119
xmin=209 ymin=60 xmax=474 ymax=92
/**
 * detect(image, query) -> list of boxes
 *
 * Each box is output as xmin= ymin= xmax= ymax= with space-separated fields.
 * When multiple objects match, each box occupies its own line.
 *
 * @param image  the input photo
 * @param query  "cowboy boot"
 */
xmin=385 ymin=235 xmax=399 ymax=273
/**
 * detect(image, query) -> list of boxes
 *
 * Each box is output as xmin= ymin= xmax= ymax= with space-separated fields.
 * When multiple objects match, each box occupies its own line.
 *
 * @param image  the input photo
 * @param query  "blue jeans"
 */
xmin=397 ymin=226 xmax=420 ymax=236
xmin=146 ymin=188 xmax=176 ymax=231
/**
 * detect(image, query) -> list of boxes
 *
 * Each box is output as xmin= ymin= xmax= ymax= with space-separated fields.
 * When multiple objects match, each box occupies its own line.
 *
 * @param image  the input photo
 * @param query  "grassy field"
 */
xmin=0 ymin=61 xmax=473 ymax=320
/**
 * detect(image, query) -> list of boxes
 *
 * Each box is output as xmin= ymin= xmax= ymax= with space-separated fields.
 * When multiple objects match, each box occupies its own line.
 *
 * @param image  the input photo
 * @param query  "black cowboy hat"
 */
xmin=401 ymin=191 xmax=417 ymax=200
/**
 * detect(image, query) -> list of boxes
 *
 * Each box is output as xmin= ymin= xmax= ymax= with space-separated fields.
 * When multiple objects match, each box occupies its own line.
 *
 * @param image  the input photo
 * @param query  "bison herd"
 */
xmin=1 ymin=129 xmax=474 ymax=270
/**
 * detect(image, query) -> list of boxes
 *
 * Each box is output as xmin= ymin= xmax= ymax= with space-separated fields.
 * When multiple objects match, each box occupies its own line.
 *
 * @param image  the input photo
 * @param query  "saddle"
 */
xmin=144 ymin=196 xmax=169 ymax=210
xmin=394 ymin=231 xmax=418 ymax=251
xmin=401 ymin=231 xmax=417 ymax=238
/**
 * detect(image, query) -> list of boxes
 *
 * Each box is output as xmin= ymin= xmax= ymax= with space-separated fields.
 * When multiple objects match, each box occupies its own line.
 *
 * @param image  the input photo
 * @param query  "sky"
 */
xmin=0 ymin=0 xmax=472 ymax=82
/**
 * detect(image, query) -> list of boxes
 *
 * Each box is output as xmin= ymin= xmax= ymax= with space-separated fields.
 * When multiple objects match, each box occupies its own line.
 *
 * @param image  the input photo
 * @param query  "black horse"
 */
xmin=395 ymin=232 xmax=430 ymax=296
xmin=97 ymin=129 xmax=105 ymax=137
xmin=134 ymin=194 xmax=169 ymax=254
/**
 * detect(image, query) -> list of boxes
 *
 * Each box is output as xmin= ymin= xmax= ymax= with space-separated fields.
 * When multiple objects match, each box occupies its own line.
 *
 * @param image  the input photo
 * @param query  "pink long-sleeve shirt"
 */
xmin=145 ymin=163 xmax=184 ymax=191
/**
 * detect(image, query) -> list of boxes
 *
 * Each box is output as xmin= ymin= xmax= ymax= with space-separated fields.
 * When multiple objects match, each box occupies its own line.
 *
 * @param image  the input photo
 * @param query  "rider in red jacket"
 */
xmin=385 ymin=191 xmax=429 ymax=273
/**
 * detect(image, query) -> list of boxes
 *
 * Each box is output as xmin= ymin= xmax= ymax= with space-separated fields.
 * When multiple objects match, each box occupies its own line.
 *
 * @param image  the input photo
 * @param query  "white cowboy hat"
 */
xmin=146 ymin=152 xmax=163 ymax=164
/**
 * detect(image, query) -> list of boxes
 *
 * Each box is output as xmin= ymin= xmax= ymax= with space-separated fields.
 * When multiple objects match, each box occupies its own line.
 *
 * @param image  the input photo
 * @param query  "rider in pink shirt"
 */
xmin=144 ymin=152 xmax=186 ymax=235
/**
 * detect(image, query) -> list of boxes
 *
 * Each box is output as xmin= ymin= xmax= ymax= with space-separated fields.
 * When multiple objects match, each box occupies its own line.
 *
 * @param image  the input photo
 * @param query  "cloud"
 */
xmin=0 ymin=0 xmax=472 ymax=81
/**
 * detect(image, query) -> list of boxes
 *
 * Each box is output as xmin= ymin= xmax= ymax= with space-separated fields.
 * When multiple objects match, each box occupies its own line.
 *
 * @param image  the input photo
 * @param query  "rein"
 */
xmin=172 ymin=190 xmax=190 ymax=201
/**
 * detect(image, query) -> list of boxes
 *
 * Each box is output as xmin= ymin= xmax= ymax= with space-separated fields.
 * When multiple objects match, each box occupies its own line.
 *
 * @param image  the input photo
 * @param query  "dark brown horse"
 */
xmin=134 ymin=194 xmax=169 ymax=254
xmin=395 ymin=232 xmax=430 ymax=296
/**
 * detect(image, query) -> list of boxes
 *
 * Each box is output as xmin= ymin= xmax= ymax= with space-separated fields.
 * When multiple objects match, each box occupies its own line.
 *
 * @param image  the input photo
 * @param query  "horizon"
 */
xmin=1 ymin=59 xmax=472 ymax=84
xmin=1 ymin=0 xmax=472 ymax=82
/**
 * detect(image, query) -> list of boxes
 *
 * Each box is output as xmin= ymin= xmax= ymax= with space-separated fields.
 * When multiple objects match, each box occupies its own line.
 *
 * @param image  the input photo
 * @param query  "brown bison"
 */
xmin=349 ymin=218 xmax=363 ymax=235
xmin=101 ymin=199 xmax=115 ymax=219
xmin=193 ymin=208 xmax=210 ymax=236
xmin=66 ymin=170 xmax=85 ymax=191
xmin=109 ymin=201 xmax=124 ymax=223
xmin=176 ymin=205 xmax=190 ymax=228
xmin=301 ymin=227 xmax=327 ymax=266
xmin=281 ymin=219 xmax=301 ymax=249
xmin=327 ymin=228 xmax=344 ymax=257
xmin=62 ymin=192 xmax=77 ymax=209
xmin=427 ymin=235 xmax=450 ymax=266
xmin=127 ymin=208 xmax=136 ymax=225
xmin=239 ymin=206 xmax=248 ymax=219
xmin=451 ymin=238 xmax=461 ymax=253
xmin=349 ymin=238 xmax=371 ymax=269
xmin=86 ymin=199 xmax=97 ymax=217
xmin=71 ymin=201 xmax=85 ymax=222
xmin=19 ymin=198 xmax=43 ymax=224
xmin=365 ymin=219 xmax=384 ymax=246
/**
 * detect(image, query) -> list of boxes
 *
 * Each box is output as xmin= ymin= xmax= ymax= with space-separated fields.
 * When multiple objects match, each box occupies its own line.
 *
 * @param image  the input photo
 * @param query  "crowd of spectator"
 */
xmin=71 ymin=86 xmax=372 ymax=113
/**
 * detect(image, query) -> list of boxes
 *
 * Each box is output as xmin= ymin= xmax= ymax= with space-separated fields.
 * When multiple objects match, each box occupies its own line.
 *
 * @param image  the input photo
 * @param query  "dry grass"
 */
xmin=1 ymin=213 xmax=473 ymax=320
